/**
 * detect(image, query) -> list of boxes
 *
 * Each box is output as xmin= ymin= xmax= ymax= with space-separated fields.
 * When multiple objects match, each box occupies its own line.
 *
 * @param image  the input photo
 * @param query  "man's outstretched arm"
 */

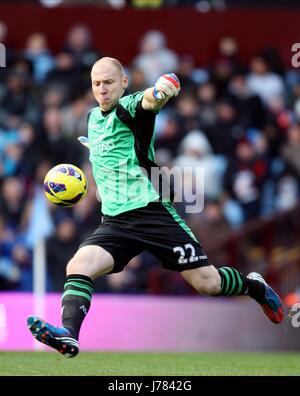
xmin=142 ymin=73 xmax=181 ymax=111
xmin=78 ymin=73 xmax=181 ymax=149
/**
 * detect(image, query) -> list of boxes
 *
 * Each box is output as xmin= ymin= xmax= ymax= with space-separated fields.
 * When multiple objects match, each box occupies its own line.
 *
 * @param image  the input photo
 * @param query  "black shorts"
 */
xmin=79 ymin=201 xmax=210 ymax=273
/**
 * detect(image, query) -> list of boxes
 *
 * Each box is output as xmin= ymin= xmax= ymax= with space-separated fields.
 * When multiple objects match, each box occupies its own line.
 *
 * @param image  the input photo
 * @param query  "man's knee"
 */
xmin=66 ymin=245 xmax=114 ymax=278
xmin=181 ymin=265 xmax=221 ymax=296
xmin=197 ymin=275 xmax=220 ymax=296
xmin=66 ymin=246 xmax=90 ymax=272
xmin=66 ymin=255 xmax=81 ymax=274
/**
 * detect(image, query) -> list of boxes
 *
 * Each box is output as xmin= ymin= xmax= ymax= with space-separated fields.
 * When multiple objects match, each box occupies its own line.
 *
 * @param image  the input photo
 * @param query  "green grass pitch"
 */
xmin=0 ymin=351 xmax=299 ymax=376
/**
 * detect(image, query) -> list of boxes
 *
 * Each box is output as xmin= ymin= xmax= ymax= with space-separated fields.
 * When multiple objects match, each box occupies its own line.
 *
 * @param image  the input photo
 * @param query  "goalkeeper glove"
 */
xmin=77 ymin=136 xmax=90 ymax=149
xmin=153 ymin=73 xmax=180 ymax=101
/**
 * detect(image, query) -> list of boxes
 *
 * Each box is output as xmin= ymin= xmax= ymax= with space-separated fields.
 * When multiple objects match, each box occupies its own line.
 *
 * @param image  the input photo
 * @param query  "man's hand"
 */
xmin=142 ymin=73 xmax=180 ymax=111
xmin=153 ymin=73 xmax=180 ymax=101
xmin=78 ymin=136 xmax=90 ymax=149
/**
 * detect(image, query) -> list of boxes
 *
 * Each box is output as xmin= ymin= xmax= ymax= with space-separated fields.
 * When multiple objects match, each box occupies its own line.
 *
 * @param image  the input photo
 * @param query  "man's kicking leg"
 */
xmin=181 ymin=265 xmax=284 ymax=324
xmin=27 ymin=245 xmax=114 ymax=358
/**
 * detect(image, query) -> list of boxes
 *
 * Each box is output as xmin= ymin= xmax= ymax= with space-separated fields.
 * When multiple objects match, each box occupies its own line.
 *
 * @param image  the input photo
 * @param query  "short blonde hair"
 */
xmin=92 ymin=57 xmax=125 ymax=76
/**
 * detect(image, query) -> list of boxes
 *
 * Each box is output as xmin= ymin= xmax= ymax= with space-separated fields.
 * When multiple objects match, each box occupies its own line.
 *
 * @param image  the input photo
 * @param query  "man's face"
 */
xmin=91 ymin=61 xmax=128 ymax=111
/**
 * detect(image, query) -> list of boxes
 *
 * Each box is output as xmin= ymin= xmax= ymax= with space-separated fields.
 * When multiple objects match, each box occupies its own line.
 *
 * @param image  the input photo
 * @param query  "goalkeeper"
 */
xmin=27 ymin=57 xmax=284 ymax=358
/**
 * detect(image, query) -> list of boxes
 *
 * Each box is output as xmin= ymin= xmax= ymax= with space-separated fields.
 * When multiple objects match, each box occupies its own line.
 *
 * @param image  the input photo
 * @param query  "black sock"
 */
xmin=245 ymin=277 xmax=266 ymax=303
xmin=61 ymin=274 xmax=94 ymax=340
xmin=218 ymin=267 xmax=265 ymax=301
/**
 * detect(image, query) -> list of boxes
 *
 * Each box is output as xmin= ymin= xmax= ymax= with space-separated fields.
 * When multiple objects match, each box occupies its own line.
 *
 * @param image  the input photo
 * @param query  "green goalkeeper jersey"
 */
xmin=87 ymin=91 xmax=161 ymax=216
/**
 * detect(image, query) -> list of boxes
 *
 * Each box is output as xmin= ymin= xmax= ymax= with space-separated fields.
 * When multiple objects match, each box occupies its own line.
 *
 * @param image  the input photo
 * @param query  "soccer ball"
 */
xmin=43 ymin=164 xmax=88 ymax=207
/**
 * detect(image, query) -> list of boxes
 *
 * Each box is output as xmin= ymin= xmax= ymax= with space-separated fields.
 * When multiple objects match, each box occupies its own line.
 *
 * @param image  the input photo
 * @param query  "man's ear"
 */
xmin=123 ymin=75 xmax=128 ymax=91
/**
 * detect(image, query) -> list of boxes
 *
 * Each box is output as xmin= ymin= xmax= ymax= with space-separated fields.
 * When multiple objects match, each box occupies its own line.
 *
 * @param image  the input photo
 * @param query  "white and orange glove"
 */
xmin=153 ymin=73 xmax=181 ymax=101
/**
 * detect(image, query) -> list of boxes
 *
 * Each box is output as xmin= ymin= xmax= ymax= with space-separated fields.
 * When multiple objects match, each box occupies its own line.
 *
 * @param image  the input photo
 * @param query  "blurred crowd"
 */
xmin=35 ymin=0 xmax=299 ymax=10
xmin=0 ymin=21 xmax=299 ymax=294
